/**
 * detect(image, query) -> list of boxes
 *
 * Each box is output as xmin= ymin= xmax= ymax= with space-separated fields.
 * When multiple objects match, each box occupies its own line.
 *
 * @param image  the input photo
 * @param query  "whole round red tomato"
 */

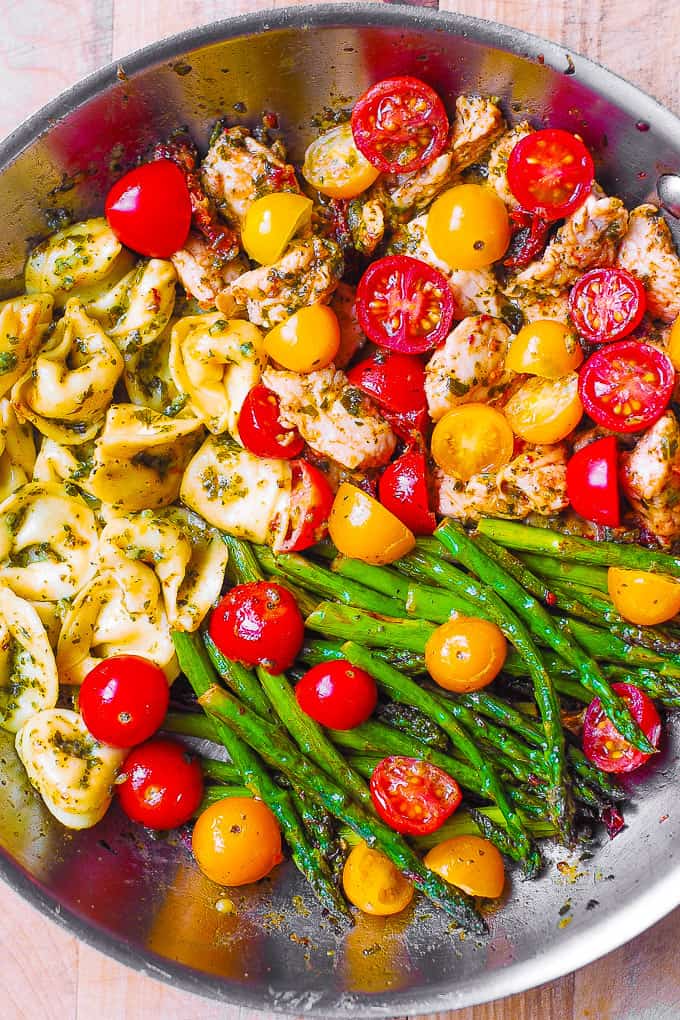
xmin=369 ymin=756 xmax=462 ymax=835
xmin=355 ymin=255 xmax=455 ymax=354
xmin=507 ymin=129 xmax=594 ymax=220
xmin=351 ymin=76 xmax=449 ymax=174
xmin=578 ymin=340 xmax=675 ymax=433
xmin=295 ymin=660 xmax=378 ymax=730
xmin=209 ymin=580 xmax=305 ymax=674
xmin=566 ymin=436 xmax=620 ymax=528
xmin=79 ymin=655 xmax=169 ymax=748
xmin=117 ymin=738 xmax=204 ymax=829
xmin=569 ymin=268 xmax=646 ymax=344
xmin=583 ymin=682 xmax=661 ymax=773
xmin=237 ymin=385 xmax=304 ymax=460
xmin=347 ymin=350 xmax=428 ymax=437
xmin=278 ymin=460 xmax=334 ymax=553
xmin=378 ymin=449 xmax=436 ymax=535
xmin=105 ymin=159 xmax=192 ymax=258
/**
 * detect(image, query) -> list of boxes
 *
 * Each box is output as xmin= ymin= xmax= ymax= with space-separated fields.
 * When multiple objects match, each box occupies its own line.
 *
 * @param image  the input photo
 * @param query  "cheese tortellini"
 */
xmin=0 ymin=293 xmax=53 ymax=397
xmin=87 ymin=258 xmax=177 ymax=354
xmin=0 ymin=586 xmax=59 ymax=732
xmin=124 ymin=327 xmax=183 ymax=414
xmin=0 ymin=398 xmax=36 ymax=500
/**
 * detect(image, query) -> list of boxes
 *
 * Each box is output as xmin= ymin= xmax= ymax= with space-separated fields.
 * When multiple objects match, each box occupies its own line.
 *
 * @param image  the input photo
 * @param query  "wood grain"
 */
xmin=1 ymin=0 xmax=680 ymax=1017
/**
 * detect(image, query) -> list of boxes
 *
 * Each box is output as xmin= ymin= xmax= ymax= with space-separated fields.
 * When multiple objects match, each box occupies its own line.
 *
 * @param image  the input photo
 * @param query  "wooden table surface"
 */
xmin=1 ymin=0 xmax=680 ymax=1017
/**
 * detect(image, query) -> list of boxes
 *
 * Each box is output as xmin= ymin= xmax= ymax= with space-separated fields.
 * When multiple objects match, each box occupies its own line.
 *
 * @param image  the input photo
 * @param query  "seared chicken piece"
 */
xmin=519 ymin=292 xmax=572 ymax=325
xmin=504 ymin=189 xmax=628 ymax=297
xmin=425 ymin=315 xmax=514 ymax=421
xmin=621 ymin=411 xmax=680 ymax=543
xmin=436 ymin=443 xmax=569 ymax=521
xmin=217 ymin=237 xmax=343 ymax=329
xmin=330 ymin=283 xmax=366 ymax=369
xmin=201 ymin=126 xmax=299 ymax=228
xmin=617 ymin=205 xmax=680 ymax=323
xmin=171 ymin=233 xmax=248 ymax=307
xmin=486 ymin=122 xmax=533 ymax=209
xmin=262 ymin=366 xmax=396 ymax=470
xmin=450 ymin=94 xmax=505 ymax=171
xmin=347 ymin=198 xmax=386 ymax=257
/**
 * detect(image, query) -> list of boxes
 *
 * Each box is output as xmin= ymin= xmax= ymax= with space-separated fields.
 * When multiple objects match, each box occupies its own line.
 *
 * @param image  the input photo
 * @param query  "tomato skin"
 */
xmin=425 ymin=617 xmax=507 ymax=693
xmin=569 ymin=268 xmax=646 ymax=344
xmin=608 ymin=567 xmax=680 ymax=626
xmin=425 ymin=835 xmax=505 ymax=898
xmin=505 ymin=319 xmax=583 ymax=378
xmin=295 ymin=660 xmax=378 ymax=730
xmin=566 ymin=437 xmax=620 ymax=527
xmin=582 ymin=682 xmax=661 ymax=773
xmin=209 ymin=581 xmax=305 ymax=674
xmin=79 ymin=655 xmax=169 ymax=748
xmin=237 ymin=385 xmax=304 ymax=460
xmin=328 ymin=483 xmax=416 ymax=565
xmin=378 ymin=449 xmax=436 ymax=536
xmin=117 ymin=738 xmax=204 ymax=829
xmin=578 ymin=340 xmax=674 ymax=434
xmin=355 ymin=255 xmax=455 ymax=354
xmin=369 ymin=756 xmax=462 ymax=835
xmin=192 ymin=797 xmax=283 ymax=886
xmin=351 ymin=76 xmax=449 ymax=174
xmin=431 ymin=404 xmax=514 ymax=480
xmin=264 ymin=304 xmax=340 ymax=373
xmin=277 ymin=460 xmax=335 ymax=553
xmin=342 ymin=841 xmax=414 ymax=916
xmin=427 ymin=184 xmax=510 ymax=271
xmin=105 ymin=160 xmax=192 ymax=258
xmin=302 ymin=122 xmax=380 ymax=199
xmin=505 ymin=372 xmax=583 ymax=444
xmin=347 ymin=349 xmax=427 ymax=420
xmin=507 ymin=129 xmax=594 ymax=220
xmin=241 ymin=193 xmax=312 ymax=265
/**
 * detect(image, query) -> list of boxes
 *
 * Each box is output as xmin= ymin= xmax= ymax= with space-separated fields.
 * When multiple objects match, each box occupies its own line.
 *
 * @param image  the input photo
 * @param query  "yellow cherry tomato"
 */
xmin=668 ymin=315 xmax=680 ymax=370
xmin=302 ymin=121 xmax=380 ymax=200
xmin=264 ymin=303 xmax=340 ymax=372
xmin=504 ymin=372 xmax=583 ymax=444
xmin=192 ymin=796 xmax=283 ymax=886
xmin=426 ymin=184 xmax=510 ymax=270
xmin=241 ymin=192 xmax=312 ymax=265
xmin=505 ymin=319 xmax=583 ymax=378
xmin=343 ymin=840 xmax=414 ymax=916
xmin=608 ymin=567 xmax=680 ymax=626
xmin=425 ymin=835 xmax=505 ymax=898
xmin=328 ymin=483 xmax=415 ymax=565
xmin=430 ymin=403 xmax=514 ymax=481
xmin=425 ymin=616 xmax=507 ymax=693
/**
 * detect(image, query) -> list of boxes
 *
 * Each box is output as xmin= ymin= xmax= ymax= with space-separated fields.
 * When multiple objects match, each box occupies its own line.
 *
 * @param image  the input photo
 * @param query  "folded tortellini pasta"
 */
xmin=24 ymin=217 xmax=134 ymax=308
xmin=124 ymin=326 xmax=183 ymax=414
xmin=0 ymin=293 xmax=53 ymax=397
xmin=169 ymin=314 xmax=265 ymax=437
xmin=16 ymin=708 xmax=125 ymax=828
xmin=0 ymin=398 xmax=36 ymax=500
xmin=181 ymin=436 xmax=292 ymax=547
xmin=87 ymin=258 xmax=177 ymax=354
xmin=11 ymin=299 xmax=124 ymax=445
xmin=0 ymin=585 xmax=59 ymax=732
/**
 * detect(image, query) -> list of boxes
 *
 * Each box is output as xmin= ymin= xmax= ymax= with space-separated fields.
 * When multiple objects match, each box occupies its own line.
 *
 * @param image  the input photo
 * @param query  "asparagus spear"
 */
xmin=306 ymin=601 xmax=437 ymax=652
xmin=331 ymin=556 xmax=412 ymax=601
xmin=204 ymin=634 xmax=275 ymax=720
xmin=518 ymin=552 xmax=610 ymax=594
xmin=300 ymin=637 xmax=427 ymax=676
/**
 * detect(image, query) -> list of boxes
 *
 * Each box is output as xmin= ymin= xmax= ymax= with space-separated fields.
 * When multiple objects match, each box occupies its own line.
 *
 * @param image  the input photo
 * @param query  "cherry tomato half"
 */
xmin=608 ymin=567 xmax=680 ymax=626
xmin=427 ymin=184 xmax=511 ymax=271
xmin=351 ymin=76 xmax=449 ymax=174
xmin=355 ymin=256 xmax=455 ymax=354
xmin=105 ymin=160 xmax=192 ymax=258
xmin=578 ymin=340 xmax=675 ymax=434
xmin=425 ymin=835 xmax=505 ymax=898
xmin=582 ymin=682 xmax=661 ymax=773
xmin=566 ymin=436 xmax=621 ymax=528
xmin=117 ymin=738 xmax=204 ymax=829
xmin=343 ymin=841 xmax=414 ymax=916
xmin=264 ymin=304 xmax=340 ymax=373
xmin=295 ymin=660 xmax=378 ymax=730
xmin=378 ymin=449 xmax=436 ymax=535
xmin=507 ymin=129 xmax=594 ymax=220
xmin=328 ymin=483 xmax=416 ymax=565
xmin=569 ymin=268 xmax=647 ymax=344
xmin=192 ymin=797 xmax=283 ymax=886
xmin=369 ymin=756 xmax=462 ymax=835
xmin=277 ymin=460 xmax=335 ymax=553
xmin=302 ymin=121 xmax=380 ymax=199
xmin=347 ymin=350 xmax=428 ymax=437
xmin=237 ymin=385 xmax=304 ymax=460
xmin=209 ymin=581 xmax=305 ymax=674
xmin=431 ymin=404 xmax=514 ymax=480
xmin=425 ymin=617 xmax=507 ymax=693
xmin=79 ymin=655 xmax=169 ymax=748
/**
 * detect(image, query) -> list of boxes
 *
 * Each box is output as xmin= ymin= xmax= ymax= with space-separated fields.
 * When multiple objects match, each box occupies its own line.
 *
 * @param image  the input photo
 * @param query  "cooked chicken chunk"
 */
xmin=436 ymin=444 xmax=569 ymax=521
xmin=201 ymin=126 xmax=299 ymax=228
xmin=262 ymin=366 xmax=396 ymax=470
xmin=330 ymin=283 xmax=366 ymax=369
xmin=171 ymin=233 xmax=248 ymax=307
xmin=348 ymin=198 xmax=385 ymax=256
xmin=217 ymin=237 xmax=343 ymax=329
xmin=486 ymin=122 xmax=533 ymax=209
xmin=621 ymin=411 xmax=680 ymax=543
xmin=425 ymin=315 xmax=514 ymax=421
xmin=616 ymin=205 xmax=680 ymax=323
xmin=450 ymin=94 xmax=505 ymax=171
xmin=504 ymin=189 xmax=628 ymax=297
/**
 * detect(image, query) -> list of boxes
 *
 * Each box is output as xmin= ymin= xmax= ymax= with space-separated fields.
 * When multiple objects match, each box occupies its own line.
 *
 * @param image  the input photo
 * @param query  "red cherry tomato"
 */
xmin=569 ymin=268 xmax=647 ymax=344
xmin=356 ymin=255 xmax=455 ymax=354
xmin=578 ymin=340 xmax=674 ymax=433
xmin=295 ymin=660 xmax=378 ymax=730
xmin=583 ymin=682 xmax=661 ymax=773
xmin=347 ymin=350 xmax=428 ymax=437
xmin=105 ymin=160 xmax=192 ymax=258
xmin=507 ymin=129 xmax=594 ymax=220
xmin=79 ymin=655 xmax=169 ymax=748
xmin=117 ymin=738 xmax=204 ymax=829
xmin=278 ymin=460 xmax=335 ymax=553
xmin=370 ymin=756 xmax=462 ymax=835
xmin=378 ymin=449 xmax=436 ymax=535
xmin=209 ymin=580 xmax=304 ymax=674
xmin=351 ymin=76 xmax=449 ymax=174
xmin=566 ymin=437 xmax=621 ymax=528
xmin=237 ymin=384 xmax=304 ymax=460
